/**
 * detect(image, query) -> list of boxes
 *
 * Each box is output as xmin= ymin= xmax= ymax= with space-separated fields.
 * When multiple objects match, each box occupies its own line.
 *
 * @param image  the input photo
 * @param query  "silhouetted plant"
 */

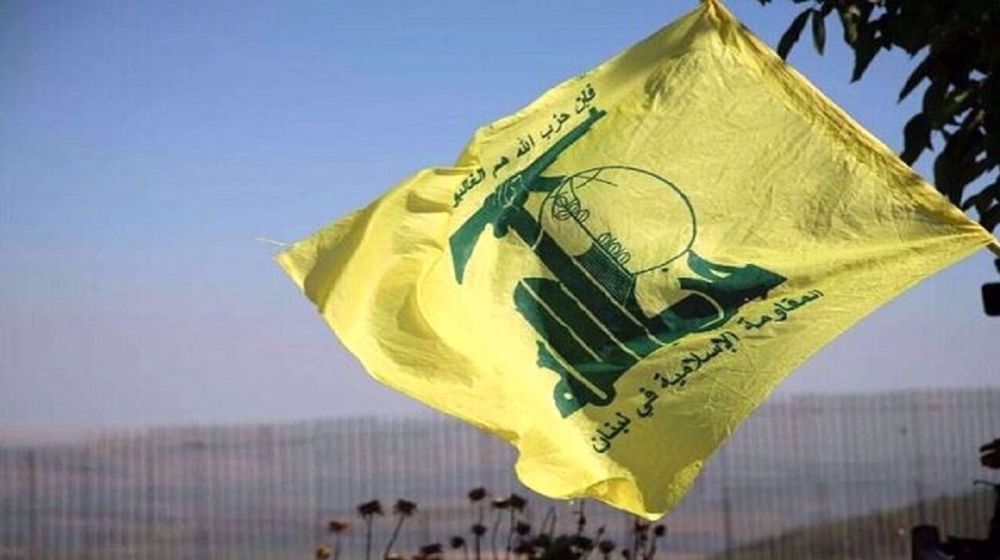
xmin=644 ymin=525 xmax=666 ymax=560
xmin=579 ymin=527 xmax=602 ymax=560
xmin=537 ymin=534 xmax=591 ymax=560
xmin=421 ymin=543 xmax=444 ymax=554
xmin=359 ymin=500 xmax=385 ymax=517
xmin=327 ymin=519 xmax=350 ymax=560
xmin=415 ymin=543 xmax=444 ymax=560
xmin=628 ymin=518 xmax=649 ymax=560
xmin=318 ymin=491 xmax=659 ymax=560
xmin=358 ymin=500 xmax=384 ymax=560
xmin=531 ymin=533 xmax=553 ymax=553
xmin=491 ymin=496 xmax=511 ymax=560
xmin=468 ymin=487 xmax=489 ymax=560
xmin=508 ymin=522 xmax=533 ymax=559
xmin=597 ymin=539 xmax=616 ymax=560
xmin=471 ymin=520 xmax=488 ymax=560
xmin=504 ymin=494 xmax=527 ymax=560
xmin=450 ymin=535 xmax=469 ymax=560
xmin=539 ymin=506 xmax=557 ymax=538
xmin=574 ymin=534 xmax=596 ymax=555
xmin=574 ymin=525 xmax=605 ymax=560
xmin=512 ymin=539 xmax=534 ymax=558
xmin=982 ymin=438 xmax=1000 ymax=469
xmin=384 ymin=499 xmax=418 ymax=560
xmin=508 ymin=493 xmax=527 ymax=511
xmin=573 ymin=501 xmax=587 ymax=536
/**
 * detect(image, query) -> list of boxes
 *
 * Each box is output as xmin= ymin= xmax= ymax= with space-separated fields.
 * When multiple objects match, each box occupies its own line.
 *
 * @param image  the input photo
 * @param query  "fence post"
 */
xmin=908 ymin=397 xmax=927 ymax=523
xmin=24 ymin=450 xmax=38 ymax=558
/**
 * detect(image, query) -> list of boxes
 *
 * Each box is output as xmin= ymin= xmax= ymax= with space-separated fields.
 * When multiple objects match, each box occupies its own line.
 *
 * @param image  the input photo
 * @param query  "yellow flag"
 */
xmin=278 ymin=0 xmax=999 ymax=518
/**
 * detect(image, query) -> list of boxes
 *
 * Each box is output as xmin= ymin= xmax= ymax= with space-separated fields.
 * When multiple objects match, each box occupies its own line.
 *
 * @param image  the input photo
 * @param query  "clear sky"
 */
xmin=2 ymin=0 xmax=997 ymax=431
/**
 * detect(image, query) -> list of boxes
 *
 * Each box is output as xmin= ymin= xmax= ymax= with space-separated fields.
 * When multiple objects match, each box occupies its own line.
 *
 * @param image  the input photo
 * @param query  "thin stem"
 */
xmin=491 ymin=510 xmax=502 ymax=560
xmin=581 ymin=526 xmax=603 ymax=560
xmin=474 ymin=503 xmax=484 ymax=560
xmin=575 ymin=501 xmax=586 ymax=536
xmin=504 ymin=509 xmax=515 ymax=560
xmin=631 ymin=520 xmax=640 ymax=560
xmin=383 ymin=515 xmax=406 ymax=559
xmin=364 ymin=517 xmax=373 ymax=560
xmin=541 ymin=507 xmax=556 ymax=537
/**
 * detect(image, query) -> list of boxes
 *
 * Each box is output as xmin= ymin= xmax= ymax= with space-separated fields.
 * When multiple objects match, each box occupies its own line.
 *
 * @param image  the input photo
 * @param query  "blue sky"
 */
xmin=2 ymin=0 xmax=997 ymax=430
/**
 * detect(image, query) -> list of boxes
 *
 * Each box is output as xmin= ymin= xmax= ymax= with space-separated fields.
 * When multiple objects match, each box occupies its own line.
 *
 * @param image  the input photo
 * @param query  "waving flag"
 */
xmin=278 ymin=0 xmax=999 ymax=518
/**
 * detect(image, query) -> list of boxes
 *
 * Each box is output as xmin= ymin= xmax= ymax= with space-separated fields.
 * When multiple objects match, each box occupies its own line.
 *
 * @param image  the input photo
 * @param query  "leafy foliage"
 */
xmin=758 ymin=0 xmax=1000 ymax=232
xmin=982 ymin=438 xmax=1000 ymax=469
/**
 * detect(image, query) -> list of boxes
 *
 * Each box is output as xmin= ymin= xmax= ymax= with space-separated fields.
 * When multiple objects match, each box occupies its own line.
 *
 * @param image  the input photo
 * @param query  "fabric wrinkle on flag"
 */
xmin=278 ymin=0 xmax=1000 ymax=519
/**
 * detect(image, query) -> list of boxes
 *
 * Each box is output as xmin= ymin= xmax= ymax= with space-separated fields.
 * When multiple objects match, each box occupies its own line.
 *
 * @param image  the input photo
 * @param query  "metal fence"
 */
xmin=1 ymin=389 xmax=998 ymax=559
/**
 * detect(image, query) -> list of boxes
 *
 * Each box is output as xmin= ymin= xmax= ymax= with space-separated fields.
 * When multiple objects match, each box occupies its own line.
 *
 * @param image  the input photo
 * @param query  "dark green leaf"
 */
xmin=961 ymin=189 xmax=992 ymax=213
xmin=933 ymin=142 xmax=965 ymax=205
xmin=949 ymin=110 xmax=988 ymax=175
xmin=898 ymin=57 xmax=930 ymax=101
xmin=885 ymin=10 xmax=926 ymax=54
xmin=962 ymin=179 xmax=1000 ymax=219
xmin=777 ymin=9 xmax=813 ymax=60
xmin=986 ymin=116 xmax=1000 ymax=163
xmin=960 ymin=158 xmax=993 ymax=190
xmin=851 ymin=33 xmax=880 ymax=81
xmin=983 ymin=75 xmax=1000 ymax=114
xmin=982 ymin=76 xmax=1000 ymax=160
xmin=811 ymin=10 xmax=827 ymax=55
xmin=901 ymin=113 xmax=932 ymax=164
xmin=921 ymin=79 xmax=948 ymax=125
xmin=981 ymin=201 xmax=1000 ymax=232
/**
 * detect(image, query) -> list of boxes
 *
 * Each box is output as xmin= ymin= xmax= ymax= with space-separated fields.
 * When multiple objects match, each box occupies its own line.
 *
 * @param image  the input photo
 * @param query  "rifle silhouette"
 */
xmin=449 ymin=108 xmax=607 ymax=283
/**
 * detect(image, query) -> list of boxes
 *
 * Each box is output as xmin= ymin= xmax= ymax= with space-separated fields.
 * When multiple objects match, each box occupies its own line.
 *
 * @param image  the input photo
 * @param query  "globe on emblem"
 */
xmin=537 ymin=166 xmax=696 ymax=278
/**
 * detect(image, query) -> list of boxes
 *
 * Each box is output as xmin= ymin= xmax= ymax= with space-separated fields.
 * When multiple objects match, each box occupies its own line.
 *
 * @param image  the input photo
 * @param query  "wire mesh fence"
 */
xmin=1 ymin=388 xmax=998 ymax=559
